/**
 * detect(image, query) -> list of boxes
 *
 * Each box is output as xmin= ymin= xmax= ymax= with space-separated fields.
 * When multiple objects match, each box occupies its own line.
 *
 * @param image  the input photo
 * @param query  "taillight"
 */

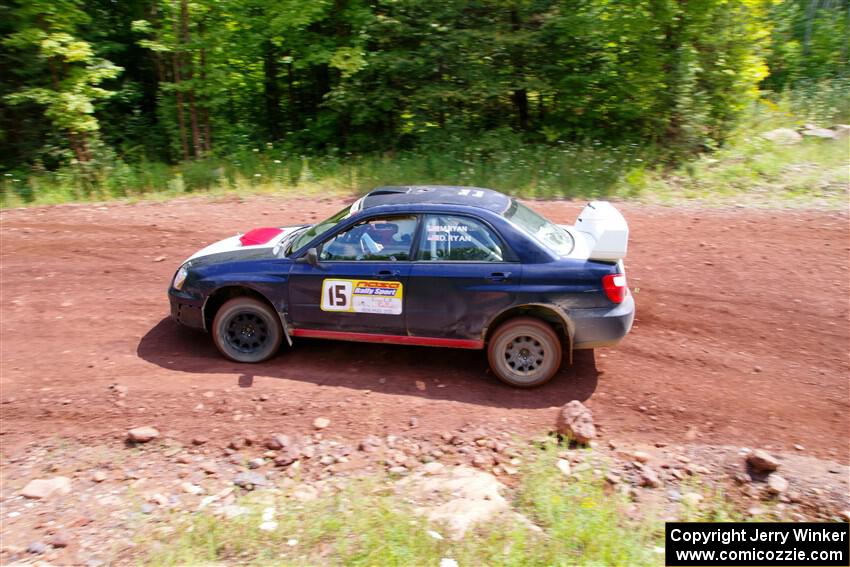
xmin=602 ymin=273 xmax=627 ymax=304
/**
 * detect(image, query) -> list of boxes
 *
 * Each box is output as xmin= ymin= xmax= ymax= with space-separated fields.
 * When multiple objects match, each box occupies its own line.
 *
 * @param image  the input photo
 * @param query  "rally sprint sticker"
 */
xmin=320 ymin=279 xmax=403 ymax=315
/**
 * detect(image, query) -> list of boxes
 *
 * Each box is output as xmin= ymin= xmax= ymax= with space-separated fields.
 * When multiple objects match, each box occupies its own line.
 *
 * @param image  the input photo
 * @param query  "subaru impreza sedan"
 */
xmin=168 ymin=185 xmax=634 ymax=387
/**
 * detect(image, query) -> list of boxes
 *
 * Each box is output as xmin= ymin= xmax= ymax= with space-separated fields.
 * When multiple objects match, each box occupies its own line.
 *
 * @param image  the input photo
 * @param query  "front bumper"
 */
xmin=570 ymin=293 xmax=635 ymax=349
xmin=168 ymin=288 xmax=206 ymax=330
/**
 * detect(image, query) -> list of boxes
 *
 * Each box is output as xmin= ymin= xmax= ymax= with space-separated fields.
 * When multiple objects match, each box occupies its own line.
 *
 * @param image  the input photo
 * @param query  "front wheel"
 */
xmin=212 ymin=297 xmax=283 ymax=363
xmin=487 ymin=317 xmax=562 ymax=388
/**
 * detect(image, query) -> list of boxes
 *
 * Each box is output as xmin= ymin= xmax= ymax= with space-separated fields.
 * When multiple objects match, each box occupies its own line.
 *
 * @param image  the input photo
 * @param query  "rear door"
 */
xmin=288 ymin=215 xmax=418 ymax=335
xmin=406 ymin=213 xmax=521 ymax=340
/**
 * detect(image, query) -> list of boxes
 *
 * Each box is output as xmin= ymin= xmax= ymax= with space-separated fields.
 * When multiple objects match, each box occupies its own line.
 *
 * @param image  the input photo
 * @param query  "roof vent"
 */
xmin=367 ymin=187 xmax=409 ymax=196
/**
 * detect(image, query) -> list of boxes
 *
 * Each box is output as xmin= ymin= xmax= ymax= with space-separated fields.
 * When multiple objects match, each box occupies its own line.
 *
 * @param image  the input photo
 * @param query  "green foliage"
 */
xmin=3 ymin=0 xmax=122 ymax=162
xmin=2 ymin=108 xmax=847 ymax=209
xmin=1 ymin=0 xmax=846 ymax=191
xmin=764 ymin=0 xmax=850 ymax=90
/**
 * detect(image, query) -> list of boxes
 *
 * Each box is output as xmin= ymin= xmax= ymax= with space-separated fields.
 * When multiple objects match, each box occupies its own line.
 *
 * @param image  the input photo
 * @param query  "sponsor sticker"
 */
xmin=321 ymin=279 xmax=403 ymax=315
xmin=426 ymin=223 xmax=473 ymax=242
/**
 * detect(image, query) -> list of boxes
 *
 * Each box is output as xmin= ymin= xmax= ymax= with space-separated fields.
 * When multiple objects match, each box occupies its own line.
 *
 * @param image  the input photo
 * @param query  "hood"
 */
xmin=184 ymin=225 xmax=306 ymax=267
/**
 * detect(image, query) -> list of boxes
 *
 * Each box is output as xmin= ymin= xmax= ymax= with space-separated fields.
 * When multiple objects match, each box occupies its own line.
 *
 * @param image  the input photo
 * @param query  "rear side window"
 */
xmin=417 ymin=215 xmax=504 ymax=262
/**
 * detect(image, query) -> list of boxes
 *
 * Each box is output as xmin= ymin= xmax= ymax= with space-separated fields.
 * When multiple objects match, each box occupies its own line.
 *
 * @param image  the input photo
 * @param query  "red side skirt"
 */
xmin=289 ymin=328 xmax=484 ymax=350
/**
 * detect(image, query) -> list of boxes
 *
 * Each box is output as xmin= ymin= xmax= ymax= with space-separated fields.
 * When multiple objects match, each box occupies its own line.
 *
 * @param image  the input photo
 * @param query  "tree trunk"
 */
xmin=199 ymin=18 xmax=212 ymax=152
xmin=180 ymin=0 xmax=202 ymax=158
xmin=48 ymin=57 xmax=88 ymax=162
xmin=287 ymin=57 xmax=297 ymax=130
xmin=188 ymin=91 xmax=202 ymax=158
xmin=172 ymin=53 xmax=190 ymax=161
xmin=509 ymin=8 xmax=530 ymax=131
xmin=264 ymin=41 xmax=283 ymax=140
xmin=512 ymin=89 xmax=530 ymax=131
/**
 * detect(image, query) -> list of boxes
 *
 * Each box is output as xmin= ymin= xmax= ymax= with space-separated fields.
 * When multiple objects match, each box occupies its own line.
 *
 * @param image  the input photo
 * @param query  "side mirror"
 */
xmin=297 ymin=247 xmax=319 ymax=266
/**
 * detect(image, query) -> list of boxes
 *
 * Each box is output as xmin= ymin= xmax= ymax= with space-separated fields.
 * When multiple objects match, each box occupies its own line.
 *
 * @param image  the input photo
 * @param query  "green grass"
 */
xmin=1 ymin=96 xmax=847 ymax=209
xmin=639 ymin=125 xmax=849 ymax=207
xmin=136 ymin=442 xmax=743 ymax=566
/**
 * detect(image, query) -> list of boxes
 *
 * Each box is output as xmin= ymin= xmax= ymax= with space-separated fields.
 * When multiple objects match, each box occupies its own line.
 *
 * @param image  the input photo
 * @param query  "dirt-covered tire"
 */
xmin=212 ymin=297 xmax=283 ymax=363
xmin=487 ymin=317 xmax=562 ymax=388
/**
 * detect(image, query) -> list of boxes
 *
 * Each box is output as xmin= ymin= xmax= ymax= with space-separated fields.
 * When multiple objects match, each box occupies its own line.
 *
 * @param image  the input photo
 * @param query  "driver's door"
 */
xmin=287 ymin=215 xmax=417 ymax=335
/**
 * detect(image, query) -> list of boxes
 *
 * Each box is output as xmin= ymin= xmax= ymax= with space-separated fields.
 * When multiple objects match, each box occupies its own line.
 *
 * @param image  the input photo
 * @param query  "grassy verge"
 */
xmin=638 ymin=130 xmax=848 ymax=207
xmin=137 ymin=442 xmax=739 ymax=566
xmin=2 ymin=101 xmax=847 ymax=209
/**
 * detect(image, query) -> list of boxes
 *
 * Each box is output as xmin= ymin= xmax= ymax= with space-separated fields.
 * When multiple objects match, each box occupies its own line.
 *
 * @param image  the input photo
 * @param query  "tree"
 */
xmin=3 ymin=0 xmax=122 ymax=163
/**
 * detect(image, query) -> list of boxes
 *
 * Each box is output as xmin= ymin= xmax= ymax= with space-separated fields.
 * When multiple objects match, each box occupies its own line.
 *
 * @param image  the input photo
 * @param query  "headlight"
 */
xmin=172 ymin=264 xmax=189 ymax=290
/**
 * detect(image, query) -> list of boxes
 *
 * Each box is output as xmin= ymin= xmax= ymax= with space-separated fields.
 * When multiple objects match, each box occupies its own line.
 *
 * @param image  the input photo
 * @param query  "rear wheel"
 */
xmin=487 ymin=317 xmax=562 ymax=387
xmin=212 ymin=297 xmax=282 ymax=363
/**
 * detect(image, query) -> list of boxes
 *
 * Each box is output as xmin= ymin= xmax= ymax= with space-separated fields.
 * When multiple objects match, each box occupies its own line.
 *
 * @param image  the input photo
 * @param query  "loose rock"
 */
xmin=640 ymin=468 xmax=662 ymax=488
xmin=274 ymin=446 xmax=301 ymax=466
xmin=422 ymin=462 xmax=445 ymax=475
xmin=233 ymin=471 xmax=267 ymax=490
xmin=313 ymin=417 xmax=331 ymax=430
xmin=762 ymin=128 xmax=802 ymax=144
xmin=802 ymin=128 xmax=837 ymax=139
xmin=556 ymin=459 xmax=571 ymax=477
xmin=747 ymin=449 xmax=780 ymax=473
xmin=265 ymin=434 xmax=292 ymax=450
xmin=27 ymin=542 xmax=47 ymax=555
xmin=399 ymin=465 xmax=511 ymax=539
xmin=766 ymin=474 xmax=788 ymax=495
xmin=682 ymin=492 xmax=704 ymax=507
xmin=181 ymin=482 xmax=203 ymax=495
xmin=127 ymin=426 xmax=160 ymax=443
xmin=21 ymin=477 xmax=72 ymax=500
xmin=631 ymin=450 xmax=652 ymax=463
xmin=291 ymin=484 xmax=319 ymax=502
xmin=555 ymin=400 xmax=596 ymax=444
xmin=48 ymin=531 xmax=71 ymax=548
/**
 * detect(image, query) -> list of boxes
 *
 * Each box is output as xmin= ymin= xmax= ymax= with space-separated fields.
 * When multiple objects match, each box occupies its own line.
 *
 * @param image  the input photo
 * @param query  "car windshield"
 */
xmin=505 ymin=200 xmax=574 ymax=256
xmin=288 ymin=198 xmax=363 ymax=254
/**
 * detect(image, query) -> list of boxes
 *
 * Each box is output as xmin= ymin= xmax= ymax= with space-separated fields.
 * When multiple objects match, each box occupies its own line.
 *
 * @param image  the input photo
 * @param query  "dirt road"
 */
xmin=1 ymin=196 xmax=848 ymax=461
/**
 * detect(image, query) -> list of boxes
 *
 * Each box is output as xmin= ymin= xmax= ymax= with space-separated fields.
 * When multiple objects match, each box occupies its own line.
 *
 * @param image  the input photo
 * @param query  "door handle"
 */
xmin=485 ymin=271 xmax=511 ymax=282
xmin=375 ymin=269 xmax=401 ymax=278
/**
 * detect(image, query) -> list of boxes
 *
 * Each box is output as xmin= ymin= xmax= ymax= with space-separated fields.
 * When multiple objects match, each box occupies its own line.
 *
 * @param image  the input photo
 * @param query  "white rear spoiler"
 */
xmin=574 ymin=201 xmax=629 ymax=262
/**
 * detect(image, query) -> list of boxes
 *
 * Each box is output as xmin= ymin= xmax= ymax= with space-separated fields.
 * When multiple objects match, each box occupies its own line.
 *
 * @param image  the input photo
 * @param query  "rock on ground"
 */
xmin=21 ymin=477 xmax=72 ymax=500
xmin=747 ymin=449 xmax=780 ymax=473
xmin=767 ymin=474 xmax=789 ymax=495
xmin=682 ymin=492 xmax=704 ymax=507
xmin=127 ymin=426 xmax=160 ymax=443
xmin=640 ymin=468 xmax=662 ymax=488
xmin=802 ymin=128 xmax=837 ymax=139
xmin=398 ymin=465 xmax=511 ymax=539
xmin=555 ymin=400 xmax=596 ymax=444
xmin=233 ymin=471 xmax=267 ymax=489
xmin=762 ymin=128 xmax=802 ymax=144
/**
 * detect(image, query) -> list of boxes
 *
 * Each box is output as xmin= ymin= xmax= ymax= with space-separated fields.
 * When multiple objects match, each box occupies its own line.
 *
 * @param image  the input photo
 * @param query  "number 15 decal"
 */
xmin=320 ymin=278 xmax=404 ymax=315
xmin=321 ymin=279 xmax=352 ymax=311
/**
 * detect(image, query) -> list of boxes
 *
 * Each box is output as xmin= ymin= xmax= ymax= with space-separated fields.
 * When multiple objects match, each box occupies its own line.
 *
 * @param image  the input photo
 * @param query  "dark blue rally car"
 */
xmin=169 ymin=186 xmax=634 ymax=387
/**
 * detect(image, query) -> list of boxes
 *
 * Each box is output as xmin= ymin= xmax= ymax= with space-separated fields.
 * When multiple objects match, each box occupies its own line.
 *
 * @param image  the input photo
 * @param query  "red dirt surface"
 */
xmin=1 ymin=196 xmax=848 ymax=462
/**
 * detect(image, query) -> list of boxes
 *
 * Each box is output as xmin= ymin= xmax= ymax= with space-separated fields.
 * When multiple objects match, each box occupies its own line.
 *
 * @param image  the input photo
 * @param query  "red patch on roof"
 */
xmin=239 ymin=227 xmax=283 ymax=246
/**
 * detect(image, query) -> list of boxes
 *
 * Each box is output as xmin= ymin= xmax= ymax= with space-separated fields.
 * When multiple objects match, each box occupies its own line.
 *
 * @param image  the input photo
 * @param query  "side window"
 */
xmin=417 ymin=215 xmax=504 ymax=262
xmin=320 ymin=215 xmax=418 ymax=261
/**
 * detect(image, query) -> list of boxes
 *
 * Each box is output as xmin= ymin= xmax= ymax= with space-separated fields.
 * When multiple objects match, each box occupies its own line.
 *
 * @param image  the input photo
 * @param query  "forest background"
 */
xmin=1 ymin=0 xmax=847 ymax=205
